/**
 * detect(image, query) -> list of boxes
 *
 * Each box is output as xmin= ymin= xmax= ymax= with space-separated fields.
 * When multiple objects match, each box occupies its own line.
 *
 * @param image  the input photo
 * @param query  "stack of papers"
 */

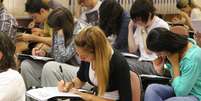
xmin=26 ymin=87 xmax=82 ymax=101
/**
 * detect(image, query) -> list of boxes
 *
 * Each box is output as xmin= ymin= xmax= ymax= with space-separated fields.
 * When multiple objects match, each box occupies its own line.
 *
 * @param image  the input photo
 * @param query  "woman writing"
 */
xmin=58 ymin=26 xmax=132 ymax=101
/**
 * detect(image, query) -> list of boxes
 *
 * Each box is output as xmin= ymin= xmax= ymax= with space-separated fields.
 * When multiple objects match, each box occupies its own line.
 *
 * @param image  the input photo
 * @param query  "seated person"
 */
xmin=0 ymin=32 xmax=26 ymax=101
xmin=16 ymin=0 xmax=53 ymax=53
xmin=176 ymin=0 xmax=201 ymax=47
xmin=144 ymin=27 xmax=201 ymax=101
xmin=0 ymin=0 xmax=18 ymax=41
xmin=99 ymin=0 xmax=130 ymax=52
xmin=58 ymin=26 xmax=132 ymax=101
xmin=20 ymin=7 xmax=79 ymax=90
xmin=42 ymin=0 xmax=63 ymax=9
xmin=128 ymin=0 xmax=169 ymax=75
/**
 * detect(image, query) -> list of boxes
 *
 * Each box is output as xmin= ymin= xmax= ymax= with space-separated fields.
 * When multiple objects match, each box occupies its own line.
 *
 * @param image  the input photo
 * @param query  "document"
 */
xmin=17 ymin=54 xmax=54 ymax=62
xmin=121 ymin=52 xmax=139 ymax=58
xmin=26 ymin=87 xmax=83 ymax=101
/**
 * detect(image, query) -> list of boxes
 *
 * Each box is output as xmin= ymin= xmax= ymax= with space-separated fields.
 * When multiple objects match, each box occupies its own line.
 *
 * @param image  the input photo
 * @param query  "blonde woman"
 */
xmin=58 ymin=26 xmax=132 ymax=101
xmin=176 ymin=0 xmax=201 ymax=46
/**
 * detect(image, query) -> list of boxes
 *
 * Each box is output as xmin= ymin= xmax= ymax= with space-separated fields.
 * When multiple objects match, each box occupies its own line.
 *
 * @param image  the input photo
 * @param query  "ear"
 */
xmin=0 ymin=52 xmax=3 ymax=61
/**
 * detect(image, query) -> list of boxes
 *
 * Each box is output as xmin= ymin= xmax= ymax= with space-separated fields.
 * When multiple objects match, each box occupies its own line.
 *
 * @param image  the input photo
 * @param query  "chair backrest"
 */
xmin=130 ymin=71 xmax=142 ymax=101
xmin=170 ymin=26 xmax=189 ymax=36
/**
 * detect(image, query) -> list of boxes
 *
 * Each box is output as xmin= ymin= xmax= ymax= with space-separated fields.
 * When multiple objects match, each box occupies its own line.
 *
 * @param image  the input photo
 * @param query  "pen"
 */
xmin=59 ymin=65 xmax=65 ymax=83
xmin=38 ymin=44 xmax=44 ymax=50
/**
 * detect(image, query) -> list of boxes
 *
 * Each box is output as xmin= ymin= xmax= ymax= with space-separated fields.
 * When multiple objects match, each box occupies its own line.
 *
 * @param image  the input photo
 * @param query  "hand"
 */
xmin=16 ymin=33 xmax=34 ymax=42
xmin=128 ymin=20 xmax=135 ymax=32
xmin=153 ymin=56 xmax=166 ymax=75
xmin=31 ymin=28 xmax=44 ymax=36
xmin=194 ymin=33 xmax=201 ymax=47
xmin=57 ymin=80 xmax=74 ymax=92
xmin=71 ymin=88 xmax=92 ymax=101
xmin=32 ymin=47 xmax=46 ymax=56
xmin=179 ymin=11 xmax=189 ymax=19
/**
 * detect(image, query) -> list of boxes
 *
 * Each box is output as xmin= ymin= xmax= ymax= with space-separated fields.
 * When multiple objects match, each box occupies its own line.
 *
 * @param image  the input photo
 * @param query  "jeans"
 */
xmin=144 ymin=84 xmax=199 ymax=101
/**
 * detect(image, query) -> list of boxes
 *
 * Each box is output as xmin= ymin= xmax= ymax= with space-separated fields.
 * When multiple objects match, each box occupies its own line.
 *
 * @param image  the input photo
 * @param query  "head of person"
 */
xmin=47 ymin=7 xmax=74 ymax=46
xmin=74 ymin=26 xmax=112 ymax=96
xmin=0 ymin=32 xmax=16 ymax=72
xmin=77 ymin=0 xmax=98 ymax=9
xmin=146 ymin=27 xmax=188 ymax=57
xmin=99 ymin=0 xmax=123 ymax=36
xmin=25 ymin=0 xmax=50 ymax=23
xmin=130 ymin=0 xmax=156 ymax=27
xmin=176 ymin=0 xmax=196 ymax=14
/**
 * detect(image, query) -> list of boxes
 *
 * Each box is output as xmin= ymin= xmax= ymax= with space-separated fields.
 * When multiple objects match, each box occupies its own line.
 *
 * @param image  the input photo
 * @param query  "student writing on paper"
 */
xmin=58 ymin=26 xmax=132 ymax=101
xmin=144 ymin=28 xmax=201 ymax=101
xmin=127 ymin=0 xmax=169 ymax=75
xmin=0 ymin=32 xmax=26 ymax=101
xmin=20 ymin=7 xmax=79 ymax=90
xmin=176 ymin=0 xmax=201 ymax=46
xmin=99 ymin=0 xmax=130 ymax=52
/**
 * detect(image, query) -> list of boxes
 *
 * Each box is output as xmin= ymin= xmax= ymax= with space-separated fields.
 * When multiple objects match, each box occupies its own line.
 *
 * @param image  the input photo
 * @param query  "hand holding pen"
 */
xmin=58 ymin=65 xmax=75 ymax=92
xmin=32 ymin=44 xmax=46 ymax=56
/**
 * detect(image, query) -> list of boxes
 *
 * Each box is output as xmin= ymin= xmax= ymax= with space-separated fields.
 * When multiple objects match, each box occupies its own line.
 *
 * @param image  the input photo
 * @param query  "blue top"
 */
xmin=166 ymin=39 xmax=201 ymax=100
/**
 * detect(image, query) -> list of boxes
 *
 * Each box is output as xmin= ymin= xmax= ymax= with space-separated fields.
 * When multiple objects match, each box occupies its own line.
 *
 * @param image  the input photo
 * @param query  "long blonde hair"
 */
xmin=74 ymin=26 xmax=112 ymax=96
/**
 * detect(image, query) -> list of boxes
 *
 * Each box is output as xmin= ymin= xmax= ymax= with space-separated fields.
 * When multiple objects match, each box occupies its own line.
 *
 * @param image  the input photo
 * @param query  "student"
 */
xmin=0 ymin=0 xmax=18 ymax=41
xmin=78 ymin=0 xmax=102 ymax=25
xmin=176 ymin=0 xmax=201 ymax=47
xmin=58 ymin=26 xmax=132 ymax=101
xmin=144 ymin=27 xmax=201 ymax=101
xmin=20 ymin=7 xmax=79 ymax=89
xmin=128 ymin=0 xmax=169 ymax=75
xmin=99 ymin=0 xmax=130 ymax=52
xmin=0 ymin=32 xmax=26 ymax=101
xmin=16 ymin=0 xmax=52 ymax=46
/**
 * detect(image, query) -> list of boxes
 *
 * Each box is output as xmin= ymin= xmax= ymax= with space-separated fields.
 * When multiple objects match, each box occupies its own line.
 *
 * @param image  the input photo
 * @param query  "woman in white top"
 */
xmin=0 ymin=32 xmax=26 ymax=101
xmin=176 ymin=0 xmax=201 ymax=46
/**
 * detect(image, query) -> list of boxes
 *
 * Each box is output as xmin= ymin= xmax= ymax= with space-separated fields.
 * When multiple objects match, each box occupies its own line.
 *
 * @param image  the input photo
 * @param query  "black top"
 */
xmin=77 ymin=49 xmax=132 ymax=101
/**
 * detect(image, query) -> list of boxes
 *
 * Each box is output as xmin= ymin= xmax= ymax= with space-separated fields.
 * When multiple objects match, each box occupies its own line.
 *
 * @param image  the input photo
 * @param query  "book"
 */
xmin=121 ymin=52 xmax=139 ymax=58
xmin=85 ymin=10 xmax=99 ymax=25
xmin=26 ymin=87 xmax=83 ymax=101
xmin=17 ymin=54 xmax=54 ymax=62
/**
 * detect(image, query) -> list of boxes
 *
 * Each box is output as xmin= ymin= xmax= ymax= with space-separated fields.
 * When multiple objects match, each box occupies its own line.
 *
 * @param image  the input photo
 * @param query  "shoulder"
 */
xmin=152 ymin=16 xmax=169 ymax=30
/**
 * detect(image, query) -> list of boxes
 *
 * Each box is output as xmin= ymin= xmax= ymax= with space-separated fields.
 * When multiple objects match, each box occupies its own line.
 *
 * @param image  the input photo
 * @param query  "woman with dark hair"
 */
xmin=144 ymin=27 xmax=201 ymax=101
xmin=99 ymin=0 xmax=130 ymax=52
xmin=0 ymin=32 xmax=25 ymax=101
xmin=128 ymin=0 xmax=169 ymax=75
xmin=20 ymin=7 xmax=80 ymax=89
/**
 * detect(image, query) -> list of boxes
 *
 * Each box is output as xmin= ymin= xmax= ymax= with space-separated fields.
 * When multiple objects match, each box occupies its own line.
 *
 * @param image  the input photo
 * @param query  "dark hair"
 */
xmin=0 ymin=0 xmax=3 ymax=3
xmin=130 ymin=0 xmax=155 ymax=23
xmin=146 ymin=28 xmax=188 ymax=53
xmin=47 ymin=7 xmax=74 ymax=46
xmin=99 ymin=0 xmax=123 ymax=36
xmin=0 ymin=32 xmax=16 ymax=72
xmin=25 ymin=0 xmax=49 ymax=13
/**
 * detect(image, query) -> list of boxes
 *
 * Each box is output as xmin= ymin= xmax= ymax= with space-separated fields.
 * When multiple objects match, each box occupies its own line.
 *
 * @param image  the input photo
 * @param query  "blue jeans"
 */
xmin=144 ymin=84 xmax=199 ymax=101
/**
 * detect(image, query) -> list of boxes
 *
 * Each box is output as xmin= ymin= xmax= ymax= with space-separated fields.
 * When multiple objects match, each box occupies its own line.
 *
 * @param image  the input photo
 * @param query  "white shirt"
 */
xmin=79 ymin=1 xmax=102 ymax=25
xmin=191 ymin=8 xmax=201 ymax=20
xmin=0 ymin=69 xmax=26 ymax=101
xmin=133 ymin=16 xmax=169 ymax=61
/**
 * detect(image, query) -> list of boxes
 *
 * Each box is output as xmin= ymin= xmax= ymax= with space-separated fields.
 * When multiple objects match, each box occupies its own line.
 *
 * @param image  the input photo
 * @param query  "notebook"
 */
xmin=17 ymin=54 xmax=54 ymax=62
xmin=26 ymin=87 xmax=83 ymax=101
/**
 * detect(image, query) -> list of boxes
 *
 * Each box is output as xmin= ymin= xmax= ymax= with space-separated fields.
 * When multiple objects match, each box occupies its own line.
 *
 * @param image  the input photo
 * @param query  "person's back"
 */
xmin=0 ymin=32 xmax=26 ymax=101
xmin=0 ymin=69 xmax=25 ymax=101
xmin=0 ymin=0 xmax=18 ymax=41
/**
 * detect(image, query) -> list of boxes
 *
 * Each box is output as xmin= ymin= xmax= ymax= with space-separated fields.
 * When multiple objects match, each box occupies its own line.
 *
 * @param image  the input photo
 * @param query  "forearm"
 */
xmin=172 ymin=65 xmax=180 ymax=79
xmin=32 ymin=36 xmax=52 ymax=46
xmin=72 ymin=77 xmax=85 ymax=89
xmin=79 ymin=93 xmax=114 ymax=101
xmin=128 ymin=30 xmax=137 ymax=53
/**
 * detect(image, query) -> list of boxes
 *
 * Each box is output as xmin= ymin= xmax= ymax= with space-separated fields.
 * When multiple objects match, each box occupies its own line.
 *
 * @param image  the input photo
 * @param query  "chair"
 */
xmin=130 ymin=71 xmax=143 ymax=101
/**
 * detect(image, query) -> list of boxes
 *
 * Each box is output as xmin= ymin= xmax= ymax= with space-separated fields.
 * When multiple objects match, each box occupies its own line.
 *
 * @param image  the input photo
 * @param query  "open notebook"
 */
xmin=17 ymin=54 xmax=54 ymax=62
xmin=26 ymin=87 xmax=85 ymax=101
